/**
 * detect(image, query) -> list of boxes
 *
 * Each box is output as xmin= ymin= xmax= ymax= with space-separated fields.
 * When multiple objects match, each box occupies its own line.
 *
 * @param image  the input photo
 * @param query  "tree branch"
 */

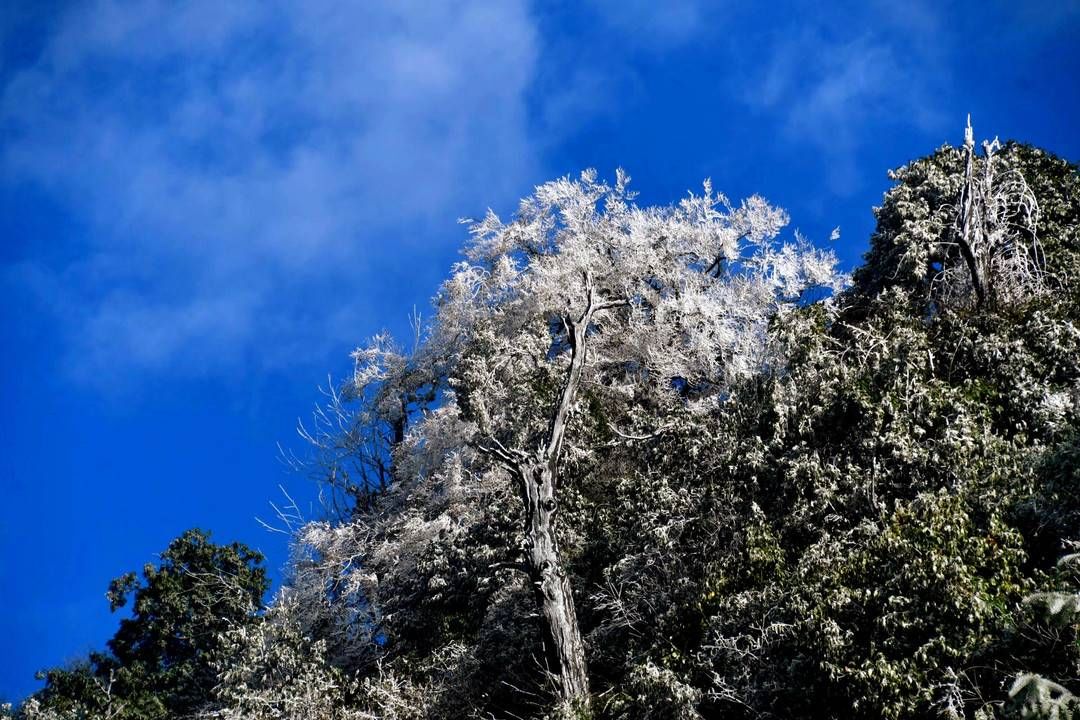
xmin=487 ymin=560 xmax=529 ymax=575
xmin=593 ymin=298 xmax=631 ymax=312
xmin=475 ymin=436 xmax=528 ymax=469
xmin=608 ymin=422 xmax=673 ymax=442
xmin=542 ymin=273 xmax=595 ymax=476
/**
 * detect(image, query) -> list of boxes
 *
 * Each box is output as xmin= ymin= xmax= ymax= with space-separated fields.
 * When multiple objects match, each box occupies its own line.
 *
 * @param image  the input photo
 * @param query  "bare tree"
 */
xmin=934 ymin=117 xmax=1044 ymax=310
xmin=288 ymin=318 xmax=442 ymax=518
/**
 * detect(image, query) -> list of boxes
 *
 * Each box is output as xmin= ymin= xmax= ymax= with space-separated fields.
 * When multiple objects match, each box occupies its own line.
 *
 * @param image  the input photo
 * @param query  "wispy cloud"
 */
xmin=2 ymin=0 xmax=538 ymax=383
xmin=585 ymin=0 xmax=715 ymax=49
xmin=1 ymin=0 xmax=975 ymax=386
xmin=743 ymin=2 xmax=948 ymax=193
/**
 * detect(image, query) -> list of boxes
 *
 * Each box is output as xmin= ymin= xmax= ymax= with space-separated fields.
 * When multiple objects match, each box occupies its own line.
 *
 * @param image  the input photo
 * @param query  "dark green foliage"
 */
xmin=26 ymin=530 xmax=268 ymax=720
xmin=572 ymin=142 xmax=1080 ymax=719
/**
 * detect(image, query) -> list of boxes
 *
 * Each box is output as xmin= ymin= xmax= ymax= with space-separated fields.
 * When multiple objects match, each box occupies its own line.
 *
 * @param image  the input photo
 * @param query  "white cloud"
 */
xmin=586 ymin=0 xmax=713 ymax=49
xmin=2 ymin=0 xmax=539 ymax=383
xmin=746 ymin=9 xmax=948 ymax=193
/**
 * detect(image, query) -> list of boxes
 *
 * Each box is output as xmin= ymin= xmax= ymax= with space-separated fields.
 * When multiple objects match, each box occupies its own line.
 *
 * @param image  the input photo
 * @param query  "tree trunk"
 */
xmin=517 ymin=461 xmax=591 ymax=705
xmin=519 ymin=290 xmax=594 ymax=708
xmin=523 ymin=287 xmax=596 ymax=708
xmin=485 ymin=279 xmax=604 ymax=710
xmin=958 ymin=115 xmax=987 ymax=308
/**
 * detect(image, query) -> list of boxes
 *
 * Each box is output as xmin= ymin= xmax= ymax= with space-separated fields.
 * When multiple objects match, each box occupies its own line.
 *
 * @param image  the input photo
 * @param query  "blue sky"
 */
xmin=2 ymin=0 xmax=1078 ymax=703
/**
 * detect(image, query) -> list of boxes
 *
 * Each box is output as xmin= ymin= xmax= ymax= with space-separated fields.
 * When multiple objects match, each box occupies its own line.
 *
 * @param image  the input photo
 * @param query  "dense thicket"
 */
xmin=14 ymin=138 xmax=1079 ymax=719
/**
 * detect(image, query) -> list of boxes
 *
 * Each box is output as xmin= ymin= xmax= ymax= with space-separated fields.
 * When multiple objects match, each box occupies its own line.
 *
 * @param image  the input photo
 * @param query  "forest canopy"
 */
xmin=12 ymin=131 xmax=1080 ymax=720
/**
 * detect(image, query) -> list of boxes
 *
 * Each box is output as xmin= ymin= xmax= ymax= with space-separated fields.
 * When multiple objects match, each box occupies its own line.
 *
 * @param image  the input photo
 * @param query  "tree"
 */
xmin=941 ymin=116 xmax=1044 ymax=310
xmin=855 ymin=125 xmax=1070 ymax=315
xmin=24 ymin=529 xmax=268 ymax=720
xmin=684 ymin=134 xmax=1080 ymax=719
xmin=291 ymin=324 xmax=442 ymax=518
xmin=329 ymin=169 xmax=843 ymax=711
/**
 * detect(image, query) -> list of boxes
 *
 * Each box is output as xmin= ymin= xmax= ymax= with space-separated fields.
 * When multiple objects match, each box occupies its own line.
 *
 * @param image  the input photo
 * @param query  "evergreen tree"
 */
xmin=23 ymin=530 xmax=268 ymax=720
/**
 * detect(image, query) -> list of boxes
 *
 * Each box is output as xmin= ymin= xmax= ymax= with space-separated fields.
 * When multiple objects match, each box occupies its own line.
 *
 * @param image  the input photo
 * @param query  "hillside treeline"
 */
xmin=13 ymin=134 xmax=1080 ymax=719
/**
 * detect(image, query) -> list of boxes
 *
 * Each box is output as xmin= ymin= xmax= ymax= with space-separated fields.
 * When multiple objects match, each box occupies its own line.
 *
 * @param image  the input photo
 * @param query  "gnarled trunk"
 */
xmin=517 ymin=461 xmax=590 ymax=704
xmin=483 ymin=280 xmax=607 ymax=710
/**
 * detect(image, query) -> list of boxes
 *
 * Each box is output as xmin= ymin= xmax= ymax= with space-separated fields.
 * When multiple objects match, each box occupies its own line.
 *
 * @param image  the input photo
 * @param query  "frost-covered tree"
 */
xmin=940 ymin=117 xmax=1045 ymax=310
xmin=290 ymin=170 xmax=844 ymax=712
xmin=682 ymin=138 xmax=1080 ymax=719
xmin=291 ymin=321 xmax=442 ymax=517
xmin=427 ymin=170 xmax=842 ymax=709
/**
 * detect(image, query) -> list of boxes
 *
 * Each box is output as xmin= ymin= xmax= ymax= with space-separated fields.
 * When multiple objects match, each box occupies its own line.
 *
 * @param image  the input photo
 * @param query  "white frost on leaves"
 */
xmin=447 ymin=169 xmax=846 ymax=400
xmin=1039 ymin=388 xmax=1077 ymax=431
